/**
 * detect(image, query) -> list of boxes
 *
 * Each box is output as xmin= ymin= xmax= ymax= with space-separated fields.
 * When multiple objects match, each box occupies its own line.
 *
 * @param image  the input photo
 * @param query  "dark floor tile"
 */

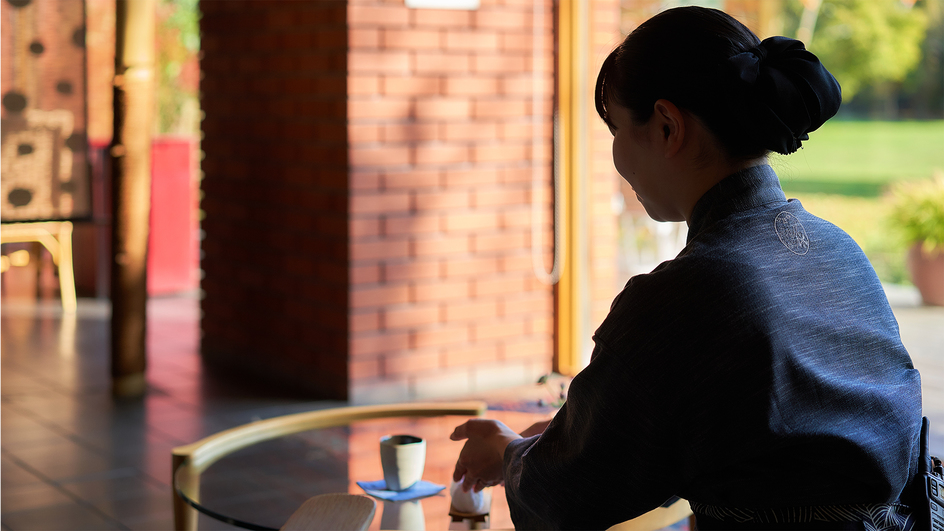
xmin=0 ymin=455 xmax=46 ymax=489
xmin=0 ymin=482 xmax=74 ymax=512
xmin=4 ymin=443 xmax=118 ymax=482
xmin=0 ymin=501 xmax=126 ymax=531
xmin=58 ymin=468 xmax=166 ymax=502
xmin=88 ymin=492 xmax=173 ymax=524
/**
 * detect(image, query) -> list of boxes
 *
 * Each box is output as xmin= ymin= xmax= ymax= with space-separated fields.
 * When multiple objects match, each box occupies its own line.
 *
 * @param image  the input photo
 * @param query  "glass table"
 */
xmin=174 ymin=408 xmax=552 ymax=531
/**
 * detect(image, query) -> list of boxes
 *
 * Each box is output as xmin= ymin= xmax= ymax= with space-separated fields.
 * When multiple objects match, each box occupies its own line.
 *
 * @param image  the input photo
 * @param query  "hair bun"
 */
xmin=727 ymin=36 xmax=841 ymax=154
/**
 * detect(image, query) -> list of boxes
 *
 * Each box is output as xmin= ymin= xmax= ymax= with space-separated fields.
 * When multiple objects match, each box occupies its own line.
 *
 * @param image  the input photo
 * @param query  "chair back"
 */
xmin=281 ymin=493 xmax=376 ymax=531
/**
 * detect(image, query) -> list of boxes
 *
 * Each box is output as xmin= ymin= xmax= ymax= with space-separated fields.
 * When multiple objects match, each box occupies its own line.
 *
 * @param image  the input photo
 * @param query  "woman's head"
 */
xmin=596 ymin=6 xmax=841 ymax=160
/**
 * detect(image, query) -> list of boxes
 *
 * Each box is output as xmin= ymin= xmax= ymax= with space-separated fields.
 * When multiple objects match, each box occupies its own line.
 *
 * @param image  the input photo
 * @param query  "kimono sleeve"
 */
xmin=502 ymin=337 xmax=688 ymax=530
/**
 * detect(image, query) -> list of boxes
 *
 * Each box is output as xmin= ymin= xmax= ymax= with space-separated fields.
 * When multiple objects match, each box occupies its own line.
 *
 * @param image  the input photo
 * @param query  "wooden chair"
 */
xmin=171 ymin=401 xmax=487 ymax=531
xmin=606 ymin=499 xmax=693 ymax=531
xmin=280 ymin=493 xmax=376 ymax=531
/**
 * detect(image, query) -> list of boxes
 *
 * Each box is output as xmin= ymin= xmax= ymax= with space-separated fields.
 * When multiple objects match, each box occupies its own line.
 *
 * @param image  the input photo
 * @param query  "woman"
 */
xmin=449 ymin=6 xmax=923 ymax=530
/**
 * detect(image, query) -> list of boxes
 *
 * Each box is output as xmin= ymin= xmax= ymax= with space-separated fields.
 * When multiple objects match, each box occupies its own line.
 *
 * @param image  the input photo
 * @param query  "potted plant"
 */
xmin=890 ymin=174 xmax=944 ymax=306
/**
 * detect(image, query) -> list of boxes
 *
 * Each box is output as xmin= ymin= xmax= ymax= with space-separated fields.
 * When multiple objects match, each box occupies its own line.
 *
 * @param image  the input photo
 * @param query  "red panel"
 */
xmin=148 ymin=137 xmax=198 ymax=295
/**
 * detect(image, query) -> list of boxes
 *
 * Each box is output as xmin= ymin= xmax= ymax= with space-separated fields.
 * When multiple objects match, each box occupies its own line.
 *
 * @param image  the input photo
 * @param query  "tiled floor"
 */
xmin=2 ymin=294 xmax=347 ymax=530
xmin=2 ymin=289 xmax=943 ymax=530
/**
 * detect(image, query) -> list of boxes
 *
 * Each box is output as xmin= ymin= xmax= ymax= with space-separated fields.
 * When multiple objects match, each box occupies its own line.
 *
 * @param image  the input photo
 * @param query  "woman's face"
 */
xmin=606 ymin=100 xmax=674 ymax=221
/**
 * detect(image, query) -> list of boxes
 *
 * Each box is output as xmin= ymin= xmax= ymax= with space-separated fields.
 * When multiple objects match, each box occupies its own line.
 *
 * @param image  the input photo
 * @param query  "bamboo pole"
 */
xmin=111 ymin=0 xmax=156 ymax=398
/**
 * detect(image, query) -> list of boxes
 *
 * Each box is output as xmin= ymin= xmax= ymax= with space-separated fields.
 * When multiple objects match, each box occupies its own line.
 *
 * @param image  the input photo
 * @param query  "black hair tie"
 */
xmin=726 ymin=36 xmax=842 ymax=154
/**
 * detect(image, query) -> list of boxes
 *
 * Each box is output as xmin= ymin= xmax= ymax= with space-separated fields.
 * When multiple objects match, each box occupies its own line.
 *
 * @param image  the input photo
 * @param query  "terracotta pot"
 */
xmin=907 ymin=243 xmax=944 ymax=306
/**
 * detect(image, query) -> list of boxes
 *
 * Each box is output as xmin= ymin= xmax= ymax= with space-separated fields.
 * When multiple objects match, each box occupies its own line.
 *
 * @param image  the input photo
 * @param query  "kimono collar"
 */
xmin=687 ymin=164 xmax=787 ymax=243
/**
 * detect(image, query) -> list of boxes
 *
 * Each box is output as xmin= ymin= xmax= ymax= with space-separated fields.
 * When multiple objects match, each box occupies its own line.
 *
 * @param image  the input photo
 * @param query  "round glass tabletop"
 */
xmin=174 ymin=410 xmax=551 ymax=530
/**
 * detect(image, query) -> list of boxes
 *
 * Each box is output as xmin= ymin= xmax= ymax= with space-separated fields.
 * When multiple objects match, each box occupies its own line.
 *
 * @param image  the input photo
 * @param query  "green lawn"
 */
xmin=771 ymin=120 xmax=944 ymax=196
xmin=769 ymin=120 xmax=944 ymax=284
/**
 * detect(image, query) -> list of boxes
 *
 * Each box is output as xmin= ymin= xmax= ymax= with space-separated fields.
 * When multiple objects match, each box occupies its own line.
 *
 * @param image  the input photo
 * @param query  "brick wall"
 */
xmin=199 ymin=0 xmax=621 ymax=402
xmin=346 ymin=0 xmax=556 ymax=403
xmin=199 ymin=0 xmax=351 ymax=398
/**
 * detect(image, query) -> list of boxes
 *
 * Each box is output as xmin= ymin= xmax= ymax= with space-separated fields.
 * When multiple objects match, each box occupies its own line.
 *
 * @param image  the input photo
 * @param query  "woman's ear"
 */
xmin=652 ymin=99 xmax=685 ymax=158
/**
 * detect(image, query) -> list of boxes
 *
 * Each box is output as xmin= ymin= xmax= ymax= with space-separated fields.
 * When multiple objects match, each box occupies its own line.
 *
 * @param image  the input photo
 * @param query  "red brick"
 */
xmin=414 ymin=98 xmax=471 ymax=120
xmin=349 ymin=28 xmax=380 ymax=49
xmin=349 ymin=5 xmax=410 ymax=25
xmin=349 ymin=145 xmax=412 ymax=167
xmin=348 ymin=124 xmax=381 ymax=143
xmin=351 ymin=239 xmax=410 ymax=261
xmin=351 ymin=284 xmax=410 ymax=309
xmin=413 ymin=278 xmax=471 ymax=302
xmin=442 ymin=122 xmax=499 ymax=142
xmin=351 ymin=311 xmax=381 ymax=333
xmin=501 ymin=208 xmax=532 ymax=229
xmin=473 ymin=142 xmax=528 ymax=163
xmin=473 ymin=99 xmax=529 ymax=119
xmin=503 ymin=294 xmax=551 ymax=315
xmin=414 ymin=52 xmax=471 ymax=74
xmin=445 ymin=299 xmax=498 ymax=322
xmin=350 ymin=171 xmax=382 ymax=191
xmin=349 ymin=75 xmax=380 ymax=96
xmin=443 ymin=211 xmax=499 ymax=232
xmin=413 ymin=234 xmax=470 ymax=258
xmin=444 ymin=344 xmax=499 ymax=368
xmin=415 ymin=189 xmax=471 ymax=211
xmin=384 ymin=350 xmax=441 ymax=375
xmin=444 ymin=31 xmax=499 ymax=51
xmin=351 ymin=218 xmax=381 ymax=238
xmin=501 ymin=121 xmax=544 ymax=141
xmin=382 ymin=28 xmax=442 ymax=50
xmin=384 ymin=169 xmax=441 ymax=189
xmin=473 ymin=231 xmax=528 ymax=252
xmin=474 ymin=275 xmax=526 ymax=297
xmin=474 ymin=318 xmax=526 ymax=341
xmin=502 ymin=338 xmax=550 ymax=361
xmin=349 ymin=98 xmax=412 ymax=120
xmin=385 ymin=259 xmax=442 ymax=282
xmin=349 ymin=357 xmax=381 ymax=379
xmin=350 ymin=331 xmax=409 ymax=356
xmin=383 ymin=75 xmax=441 ymax=96
xmin=500 ymin=253 xmax=534 ymax=273
xmin=350 ymin=192 xmax=411 ymax=215
xmin=412 ymin=324 xmax=471 ymax=349
xmin=474 ymin=187 xmax=528 ymax=208
xmin=384 ymin=214 xmax=441 ymax=236
xmin=444 ymin=256 xmax=499 ymax=277
xmin=474 ymin=9 xmax=530 ymax=30
xmin=349 ymin=51 xmax=411 ymax=73
xmin=412 ymin=9 xmax=472 ymax=28
xmin=383 ymin=123 xmax=440 ymax=143
xmin=500 ymin=33 xmax=539 ymax=53
xmin=473 ymin=54 xmax=528 ymax=74
xmin=444 ymin=168 xmax=500 ymax=187
xmin=385 ymin=304 xmax=441 ymax=329
xmin=502 ymin=167 xmax=535 ymax=184
xmin=443 ymin=77 xmax=499 ymax=97
xmin=415 ymin=144 xmax=470 ymax=166
xmin=529 ymin=315 xmax=553 ymax=335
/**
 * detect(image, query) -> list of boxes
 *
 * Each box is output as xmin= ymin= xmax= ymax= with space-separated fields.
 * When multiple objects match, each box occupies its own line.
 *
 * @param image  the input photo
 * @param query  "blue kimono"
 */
xmin=503 ymin=165 xmax=923 ymax=530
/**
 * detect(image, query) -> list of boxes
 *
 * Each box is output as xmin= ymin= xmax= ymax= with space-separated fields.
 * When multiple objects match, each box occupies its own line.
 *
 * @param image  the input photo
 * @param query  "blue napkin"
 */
xmin=356 ymin=480 xmax=445 ymax=501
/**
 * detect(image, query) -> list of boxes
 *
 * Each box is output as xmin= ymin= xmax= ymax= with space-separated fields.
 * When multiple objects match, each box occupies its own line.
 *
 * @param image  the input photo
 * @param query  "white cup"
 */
xmin=380 ymin=435 xmax=426 ymax=491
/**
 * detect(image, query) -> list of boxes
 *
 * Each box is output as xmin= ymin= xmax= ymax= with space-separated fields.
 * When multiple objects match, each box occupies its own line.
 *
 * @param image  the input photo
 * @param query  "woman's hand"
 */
xmin=450 ymin=419 xmax=522 ymax=492
xmin=519 ymin=419 xmax=552 ymax=438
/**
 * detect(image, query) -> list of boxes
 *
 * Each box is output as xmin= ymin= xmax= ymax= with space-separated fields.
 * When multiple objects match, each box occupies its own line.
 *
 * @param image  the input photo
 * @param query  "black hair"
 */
xmin=595 ymin=6 xmax=841 ymax=158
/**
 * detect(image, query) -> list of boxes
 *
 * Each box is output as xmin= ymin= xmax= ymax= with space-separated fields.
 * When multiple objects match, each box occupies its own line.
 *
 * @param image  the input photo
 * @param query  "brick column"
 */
xmin=199 ymin=0 xmax=618 ymax=402
xmin=200 ymin=1 xmax=351 ymax=398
